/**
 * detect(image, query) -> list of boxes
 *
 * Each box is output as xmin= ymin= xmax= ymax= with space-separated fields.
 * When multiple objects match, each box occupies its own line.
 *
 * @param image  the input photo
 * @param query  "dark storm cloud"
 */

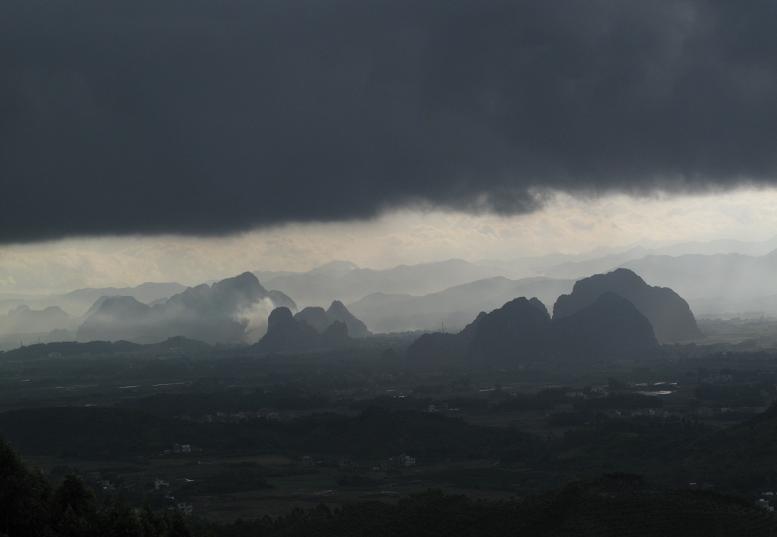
xmin=2 ymin=0 xmax=777 ymax=242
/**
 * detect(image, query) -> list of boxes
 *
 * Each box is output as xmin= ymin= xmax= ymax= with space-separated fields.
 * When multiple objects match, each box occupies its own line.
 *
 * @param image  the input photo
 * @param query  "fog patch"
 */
xmin=234 ymin=298 xmax=277 ymax=342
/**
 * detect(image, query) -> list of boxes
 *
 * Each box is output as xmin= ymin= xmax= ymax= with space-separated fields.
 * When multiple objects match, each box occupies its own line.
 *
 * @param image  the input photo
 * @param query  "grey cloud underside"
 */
xmin=2 ymin=0 xmax=777 ymax=242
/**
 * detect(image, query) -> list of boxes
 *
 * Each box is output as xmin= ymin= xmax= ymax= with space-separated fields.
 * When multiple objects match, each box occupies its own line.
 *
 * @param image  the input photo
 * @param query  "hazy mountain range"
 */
xmin=406 ymin=267 xmax=702 ymax=366
xmin=254 ymin=266 xmax=701 ymax=358
xmin=0 ymin=282 xmax=186 ymax=317
xmin=5 ymin=234 xmax=777 ymax=350
xmin=253 ymin=237 xmax=777 ymax=321
xmin=0 ymin=305 xmax=75 ymax=334
xmin=349 ymin=276 xmax=573 ymax=334
xmin=74 ymin=273 xmax=372 ymax=346
xmin=0 ymin=305 xmax=79 ymax=349
xmin=479 ymin=236 xmax=777 ymax=280
xmin=255 ymin=259 xmax=502 ymax=306
xmin=78 ymin=273 xmax=296 ymax=344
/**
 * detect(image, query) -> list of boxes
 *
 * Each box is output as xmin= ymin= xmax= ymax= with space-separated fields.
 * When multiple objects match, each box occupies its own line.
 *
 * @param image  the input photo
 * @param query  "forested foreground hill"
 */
xmin=3 ymin=436 xmax=777 ymax=537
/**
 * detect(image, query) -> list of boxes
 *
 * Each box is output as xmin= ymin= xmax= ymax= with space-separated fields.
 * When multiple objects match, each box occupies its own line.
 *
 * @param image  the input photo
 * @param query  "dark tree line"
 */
xmin=0 ymin=439 xmax=190 ymax=537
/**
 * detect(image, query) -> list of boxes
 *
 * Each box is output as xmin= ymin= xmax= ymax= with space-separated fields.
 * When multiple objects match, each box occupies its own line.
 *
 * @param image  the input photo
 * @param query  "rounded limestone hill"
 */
xmin=552 ymin=292 xmax=659 ymax=359
xmin=553 ymin=268 xmax=702 ymax=343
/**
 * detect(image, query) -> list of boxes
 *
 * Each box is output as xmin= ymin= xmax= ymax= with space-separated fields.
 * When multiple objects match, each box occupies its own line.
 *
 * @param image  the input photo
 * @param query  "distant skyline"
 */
xmin=3 ymin=187 xmax=777 ymax=294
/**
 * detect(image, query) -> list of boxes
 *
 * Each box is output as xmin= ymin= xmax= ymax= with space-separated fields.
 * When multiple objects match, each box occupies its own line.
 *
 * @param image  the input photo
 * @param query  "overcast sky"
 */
xmin=3 ymin=1 xmax=777 ymax=292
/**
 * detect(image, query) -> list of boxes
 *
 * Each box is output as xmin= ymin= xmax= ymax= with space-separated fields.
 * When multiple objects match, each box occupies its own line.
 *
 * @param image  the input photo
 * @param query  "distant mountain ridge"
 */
xmin=255 ymin=259 xmax=501 ymax=306
xmin=0 ymin=281 xmax=187 ymax=318
xmin=533 ymin=236 xmax=777 ymax=280
xmin=0 ymin=305 xmax=76 ymax=336
xmin=349 ymin=276 xmax=573 ymax=333
xmin=619 ymin=251 xmax=777 ymax=317
xmin=78 ymin=272 xmax=296 ymax=344
xmin=62 ymin=282 xmax=187 ymax=307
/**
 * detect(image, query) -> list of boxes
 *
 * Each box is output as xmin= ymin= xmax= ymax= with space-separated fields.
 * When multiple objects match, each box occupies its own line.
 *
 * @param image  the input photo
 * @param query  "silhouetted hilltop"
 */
xmin=77 ymin=273 xmax=297 ymax=344
xmin=294 ymin=301 xmax=371 ymax=337
xmin=554 ymin=292 xmax=658 ymax=357
xmin=166 ymin=272 xmax=291 ymax=313
xmin=408 ymin=293 xmax=659 ymax=365
xmin=462 ymin=297 xmax=553 ymax=363
xmin=327 ymin=300 xmax=371 ymax=337
xmin=254 ymin=307 xmax=350 ymax=353
xmin=256 ymin=307 xmax=318 ymax=352
xmin=210 ymin=271 xmax=268 ymax=308
xmin=407 ymin=297 xmax=553 ymax=365
xmin=553 ymin=268 xmax=701 ymax=343
xmin=294 ymin=306 xmax=332 ymax=332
